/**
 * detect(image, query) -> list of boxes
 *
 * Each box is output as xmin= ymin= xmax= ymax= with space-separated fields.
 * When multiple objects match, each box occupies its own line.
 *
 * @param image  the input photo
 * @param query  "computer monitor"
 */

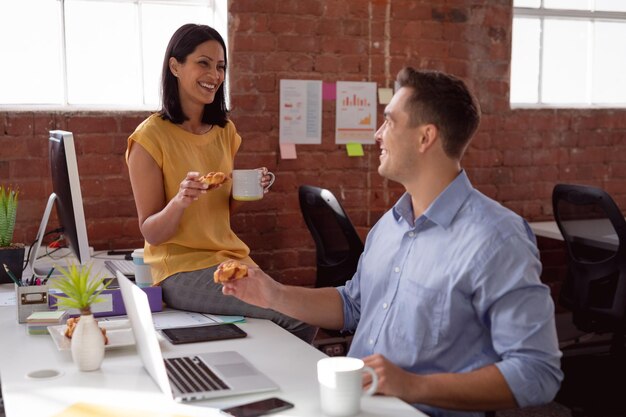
xmin=28 ymin=130 xmax=91 ymax=277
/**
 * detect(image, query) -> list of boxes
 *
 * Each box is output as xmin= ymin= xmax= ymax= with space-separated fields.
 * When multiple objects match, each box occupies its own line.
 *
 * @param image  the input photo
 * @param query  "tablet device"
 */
xmin=161 ymin=323 xmax=247 ymax=344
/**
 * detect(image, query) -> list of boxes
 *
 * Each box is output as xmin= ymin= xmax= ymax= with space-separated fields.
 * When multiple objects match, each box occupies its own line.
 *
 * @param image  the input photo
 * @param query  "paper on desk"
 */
xmin=0 ymin=291 xmax=16 ymax=306
xmin=151 ymin=310 xmax=245 ymax=330
xmin=52 ymin=402 xmax=227 ymax=417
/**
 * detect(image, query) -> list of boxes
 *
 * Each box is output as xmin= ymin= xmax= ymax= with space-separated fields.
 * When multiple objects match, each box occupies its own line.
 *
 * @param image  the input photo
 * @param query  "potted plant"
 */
xmin=0 ymin=185 xmax=24 ymax=285
xmin=52 ymin=262 xmax=112 ymax=371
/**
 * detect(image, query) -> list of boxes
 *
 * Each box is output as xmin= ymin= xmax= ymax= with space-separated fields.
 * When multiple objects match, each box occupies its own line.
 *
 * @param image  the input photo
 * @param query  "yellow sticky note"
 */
xmin=346 ymin=143 xmax=364 ymax=157
xmin=378 ymin=88 xmax=393 ymax=104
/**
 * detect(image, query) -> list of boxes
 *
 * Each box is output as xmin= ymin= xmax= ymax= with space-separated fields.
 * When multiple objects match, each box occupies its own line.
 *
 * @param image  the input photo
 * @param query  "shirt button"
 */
xmin=383 ymin=303 xmax=388 ymax=309
xmin=394 ymin=267 xmax=400 ymax=273
xmin=369 ymin=339 xmax=374 ymax=345
xmin=408 ymin=231 xmax=415 ymax=237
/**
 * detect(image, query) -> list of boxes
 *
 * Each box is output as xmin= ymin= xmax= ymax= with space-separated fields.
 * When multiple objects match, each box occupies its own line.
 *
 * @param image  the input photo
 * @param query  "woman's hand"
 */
xmin=175 ymin=172 xmax=208 ymax=208
xmin=259 ymin=167 xmax=273 ymax=194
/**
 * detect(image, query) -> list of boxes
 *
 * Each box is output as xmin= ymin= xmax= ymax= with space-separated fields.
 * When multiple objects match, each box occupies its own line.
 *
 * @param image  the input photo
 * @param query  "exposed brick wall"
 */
xmin=2 ymin=1 xmax=625 ymax=290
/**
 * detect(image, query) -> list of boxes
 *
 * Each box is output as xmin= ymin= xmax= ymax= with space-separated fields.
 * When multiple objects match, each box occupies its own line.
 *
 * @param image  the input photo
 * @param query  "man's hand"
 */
xmin=363 ymin=354 xmax=418 ymax=402
xmin=221 ymin=266 xmax=279 ymax=309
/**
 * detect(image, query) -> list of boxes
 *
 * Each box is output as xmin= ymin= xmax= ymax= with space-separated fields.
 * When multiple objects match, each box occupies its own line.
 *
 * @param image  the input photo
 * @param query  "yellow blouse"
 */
xmin=126 ymin=114 xmax=253 ymax=283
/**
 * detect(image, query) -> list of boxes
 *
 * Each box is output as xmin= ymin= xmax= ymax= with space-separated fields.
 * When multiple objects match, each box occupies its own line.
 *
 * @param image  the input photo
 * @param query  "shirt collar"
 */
xmin=392 ymin=170 xmax=474 ymax=229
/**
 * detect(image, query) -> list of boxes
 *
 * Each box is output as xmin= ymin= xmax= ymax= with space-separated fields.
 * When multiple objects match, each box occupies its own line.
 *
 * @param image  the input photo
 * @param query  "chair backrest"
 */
xmin=552 ymin=183 xmax=626 ymax=333
xmin=298 ymin=185 xmax=364 ymax=288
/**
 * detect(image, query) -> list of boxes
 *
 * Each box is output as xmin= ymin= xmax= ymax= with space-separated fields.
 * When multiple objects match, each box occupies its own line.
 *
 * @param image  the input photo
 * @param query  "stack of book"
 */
xmin=26 ymin=310 xmax=68 ymax=335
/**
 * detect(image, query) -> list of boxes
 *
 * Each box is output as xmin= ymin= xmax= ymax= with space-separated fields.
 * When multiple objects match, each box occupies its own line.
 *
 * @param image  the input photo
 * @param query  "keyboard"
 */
xmin=165 ymin=356 xmax=228 ymax=394
xmin=104 ymin=259 xmax=135 ymax=277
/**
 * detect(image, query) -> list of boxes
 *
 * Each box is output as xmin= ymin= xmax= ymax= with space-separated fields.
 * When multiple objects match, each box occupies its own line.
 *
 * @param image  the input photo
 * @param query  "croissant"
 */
xmin=214 ymin=260 xmax=249 ymax=283
xmin=199 ymin=171 xmax=227 ymax=186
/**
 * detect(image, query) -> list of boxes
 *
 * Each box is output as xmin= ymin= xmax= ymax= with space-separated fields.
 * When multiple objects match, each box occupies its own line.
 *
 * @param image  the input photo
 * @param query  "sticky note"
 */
xmin=378 ymin=88 xmax=393 ymax=104
xmin=346 ymin=143 xmax=364 ymax=157
xmin=279 ymin=143 xmax=297 ymax=159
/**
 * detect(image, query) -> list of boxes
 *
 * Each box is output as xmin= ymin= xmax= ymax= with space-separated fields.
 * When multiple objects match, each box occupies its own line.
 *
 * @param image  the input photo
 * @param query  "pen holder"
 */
xmin=16 ymin=284 xmax=50 ymax=323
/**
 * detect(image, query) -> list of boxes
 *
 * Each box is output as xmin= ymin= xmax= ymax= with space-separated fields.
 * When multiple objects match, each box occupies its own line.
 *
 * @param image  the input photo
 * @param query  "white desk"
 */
xmin=529 ymin=219 xmax=619 ymax=251
xmin=0 ymin=257 xmax=424 ymax=417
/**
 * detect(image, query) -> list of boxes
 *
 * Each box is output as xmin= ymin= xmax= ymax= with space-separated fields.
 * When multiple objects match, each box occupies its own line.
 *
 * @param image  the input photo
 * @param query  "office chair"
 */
xmin=298 ymin=185 xmax=364 ymax=355
xmin=553 ymin=183 xmax=626 ymax=349
xmin=552 ymin=183 xmax=626 ymax=416
xmin=298 ymin=185 xmax=364 ymax=289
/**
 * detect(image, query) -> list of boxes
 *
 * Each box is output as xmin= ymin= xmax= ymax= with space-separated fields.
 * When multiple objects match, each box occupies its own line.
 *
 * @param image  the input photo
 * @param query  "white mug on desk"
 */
xmin=317 ymin=356 xmax=378 ymax=417
xmin=232 ymin=169 xmax=275 ymax=201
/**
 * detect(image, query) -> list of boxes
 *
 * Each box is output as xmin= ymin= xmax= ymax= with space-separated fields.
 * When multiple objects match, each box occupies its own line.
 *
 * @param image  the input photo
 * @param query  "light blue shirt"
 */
xmin=338 ymin=171 xmax=563 ymax=417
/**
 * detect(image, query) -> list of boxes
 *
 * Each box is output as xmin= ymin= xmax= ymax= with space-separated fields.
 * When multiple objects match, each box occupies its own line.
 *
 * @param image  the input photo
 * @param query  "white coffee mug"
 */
xmin=232 ymin=169 xmax=275 ymax=201
xmin=131 ymin=249 xmax=152 ymax=287
xmin=317 ymin=357 xmax=378 ymax=417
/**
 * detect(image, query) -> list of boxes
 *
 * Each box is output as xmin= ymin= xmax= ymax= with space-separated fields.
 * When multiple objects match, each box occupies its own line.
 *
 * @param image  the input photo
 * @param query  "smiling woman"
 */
xmin=124 ymin=24 xmax=317 ymax=344
xmin=0 ymin=0 xmax=226 ymax=110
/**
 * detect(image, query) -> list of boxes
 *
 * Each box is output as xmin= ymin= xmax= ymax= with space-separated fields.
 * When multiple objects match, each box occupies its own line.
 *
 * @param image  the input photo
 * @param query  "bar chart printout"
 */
xmin=279 ymin=79 xmax=322 ymax=144
xmin=335 ymin=81 xmax=377 ymax=144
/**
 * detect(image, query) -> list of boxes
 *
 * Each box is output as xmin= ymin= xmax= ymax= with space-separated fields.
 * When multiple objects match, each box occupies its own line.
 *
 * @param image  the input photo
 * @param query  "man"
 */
xmin=223 ymin=67 xmax=562 ymax=416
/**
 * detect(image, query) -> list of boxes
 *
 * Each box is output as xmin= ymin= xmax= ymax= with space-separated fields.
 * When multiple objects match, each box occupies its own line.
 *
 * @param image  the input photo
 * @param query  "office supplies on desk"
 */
xmin=41 ymin=267 xmax=55 ymax=285
xmin=117 ymin=271 xmax=278 ymax=402
xmin=150 ymin=310 xmax=245 ymax=330
xmin=16 ymin=284 xmax=50 ymax=323
xmin=48 ymin=286 xmax=163 ymax=318
xmin=104 ymin=259 xmax=135 ymax=277
xmin=2 ymin=264 xmax=21 ymax=286
xmin=26 ymin=310 xmax=68 ymax=335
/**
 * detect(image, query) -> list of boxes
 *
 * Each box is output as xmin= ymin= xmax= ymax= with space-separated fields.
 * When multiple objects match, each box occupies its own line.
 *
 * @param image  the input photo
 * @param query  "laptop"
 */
xmin=116 ymin=271 xmax=278 ymax=402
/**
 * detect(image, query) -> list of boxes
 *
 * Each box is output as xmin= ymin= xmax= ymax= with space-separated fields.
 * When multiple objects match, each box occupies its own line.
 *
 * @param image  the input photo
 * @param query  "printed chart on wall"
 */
xmin=279 ymin=79 xmax=322 ymax=144
xmin=335 ymin=81 xmax=377 ymax=144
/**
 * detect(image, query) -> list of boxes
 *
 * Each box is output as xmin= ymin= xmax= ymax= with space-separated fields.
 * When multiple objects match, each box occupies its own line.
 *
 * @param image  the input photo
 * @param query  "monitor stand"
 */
xmin=27 ymin=193 xmax=67 ymax=278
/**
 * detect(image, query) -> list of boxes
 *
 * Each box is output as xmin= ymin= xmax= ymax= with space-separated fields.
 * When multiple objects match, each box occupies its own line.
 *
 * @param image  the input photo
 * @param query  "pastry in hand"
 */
xmin=214 ymin=260 xmax=249 ymax=283
xmin=199 ymin=171 xmax=227 ymax=186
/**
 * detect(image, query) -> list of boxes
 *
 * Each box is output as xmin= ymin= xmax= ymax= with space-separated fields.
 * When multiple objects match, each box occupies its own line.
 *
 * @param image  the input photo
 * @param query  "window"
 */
xmin=0 ymin=0 xmax=227 ymax=110
xmin=511 ymin=0 xmax=626 ymax=107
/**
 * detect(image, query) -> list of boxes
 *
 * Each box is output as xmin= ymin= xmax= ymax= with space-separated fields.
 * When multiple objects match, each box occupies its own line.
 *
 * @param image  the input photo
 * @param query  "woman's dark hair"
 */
xmin=396 ymin=67 xmax=481 ymax=159
xmin=159 ymin=24 xmax=228 ymax=128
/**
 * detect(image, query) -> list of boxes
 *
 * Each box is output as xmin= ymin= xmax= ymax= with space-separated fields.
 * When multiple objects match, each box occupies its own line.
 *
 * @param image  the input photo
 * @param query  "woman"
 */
xmin=126 ymin=24 xmax=315 ymax=342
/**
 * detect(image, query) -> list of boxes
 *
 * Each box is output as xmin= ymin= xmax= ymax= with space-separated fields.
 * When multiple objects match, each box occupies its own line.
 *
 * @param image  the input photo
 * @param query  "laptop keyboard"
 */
xmin=104 ymin=259 xmax=135 ymax=277
xmin=164 ymin=356 xmax=229 ymax=394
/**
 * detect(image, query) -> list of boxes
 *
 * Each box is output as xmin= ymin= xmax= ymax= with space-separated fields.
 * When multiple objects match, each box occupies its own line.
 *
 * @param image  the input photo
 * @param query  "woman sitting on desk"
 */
xmin=125 ymin=24 xmax=316 ymax=343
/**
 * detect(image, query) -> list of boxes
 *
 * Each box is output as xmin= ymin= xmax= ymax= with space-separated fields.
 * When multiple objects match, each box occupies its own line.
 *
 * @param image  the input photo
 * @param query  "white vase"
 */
xmin=71 ymin=313 xmax=105 ymax=371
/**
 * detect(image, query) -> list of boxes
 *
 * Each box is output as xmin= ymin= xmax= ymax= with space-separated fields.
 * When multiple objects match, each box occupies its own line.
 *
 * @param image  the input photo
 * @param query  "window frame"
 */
xmin=511 ymin=3 xmax=626 ymax=109
xmin=0 ymin=0 xmax=226 ymax=112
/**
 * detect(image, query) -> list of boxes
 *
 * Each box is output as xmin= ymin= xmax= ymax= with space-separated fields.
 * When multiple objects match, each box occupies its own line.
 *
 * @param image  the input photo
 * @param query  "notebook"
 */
xmin=116 ymin=271 xmax=278 ymax=402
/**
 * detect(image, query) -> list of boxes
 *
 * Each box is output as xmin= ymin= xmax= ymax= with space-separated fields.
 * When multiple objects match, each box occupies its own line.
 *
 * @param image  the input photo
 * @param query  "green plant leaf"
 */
xmin=0 ymin=186 xmax=18 ymax=247
xmin=52 ymin=262 xmax=111 ymax=311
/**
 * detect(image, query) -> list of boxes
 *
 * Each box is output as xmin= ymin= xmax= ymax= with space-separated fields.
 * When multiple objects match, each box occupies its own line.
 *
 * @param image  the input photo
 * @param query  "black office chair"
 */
xmin=298 ymin=185 xmax=364 ymax=355
xmin=552 ymin=183 xmax=626 ymax=416
xmin=553 ymin=183 xmax=626 ymax=349
xmin=298 ymin=185 xmax=364 ymax=289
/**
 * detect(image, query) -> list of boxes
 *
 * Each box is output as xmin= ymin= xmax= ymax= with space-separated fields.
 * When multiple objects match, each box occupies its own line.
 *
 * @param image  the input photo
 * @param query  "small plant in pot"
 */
xmin=0 ymin=185 xmax=25 ymax=285
xmin=52 ymin=262 xmax=112 ymax=371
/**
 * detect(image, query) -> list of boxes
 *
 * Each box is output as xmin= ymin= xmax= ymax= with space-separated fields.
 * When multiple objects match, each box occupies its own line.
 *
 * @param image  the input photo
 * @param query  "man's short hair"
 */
xmin=396 ymin=67 xmax=481 ymax=159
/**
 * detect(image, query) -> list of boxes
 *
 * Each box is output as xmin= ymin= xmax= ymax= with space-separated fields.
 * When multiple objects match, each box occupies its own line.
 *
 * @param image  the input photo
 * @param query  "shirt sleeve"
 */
xmin=474 ymin=233 xmax=563 ymax=407
xmin=126 ymin=118 xmax=164 ymax=168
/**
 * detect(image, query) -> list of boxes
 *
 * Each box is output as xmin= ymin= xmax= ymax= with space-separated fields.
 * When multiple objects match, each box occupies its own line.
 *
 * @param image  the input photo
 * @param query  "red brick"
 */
xmin=5 ymin=114 xmax=34 ymax=136
xmin=66 ymin=115 xmax=118 ymax=134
